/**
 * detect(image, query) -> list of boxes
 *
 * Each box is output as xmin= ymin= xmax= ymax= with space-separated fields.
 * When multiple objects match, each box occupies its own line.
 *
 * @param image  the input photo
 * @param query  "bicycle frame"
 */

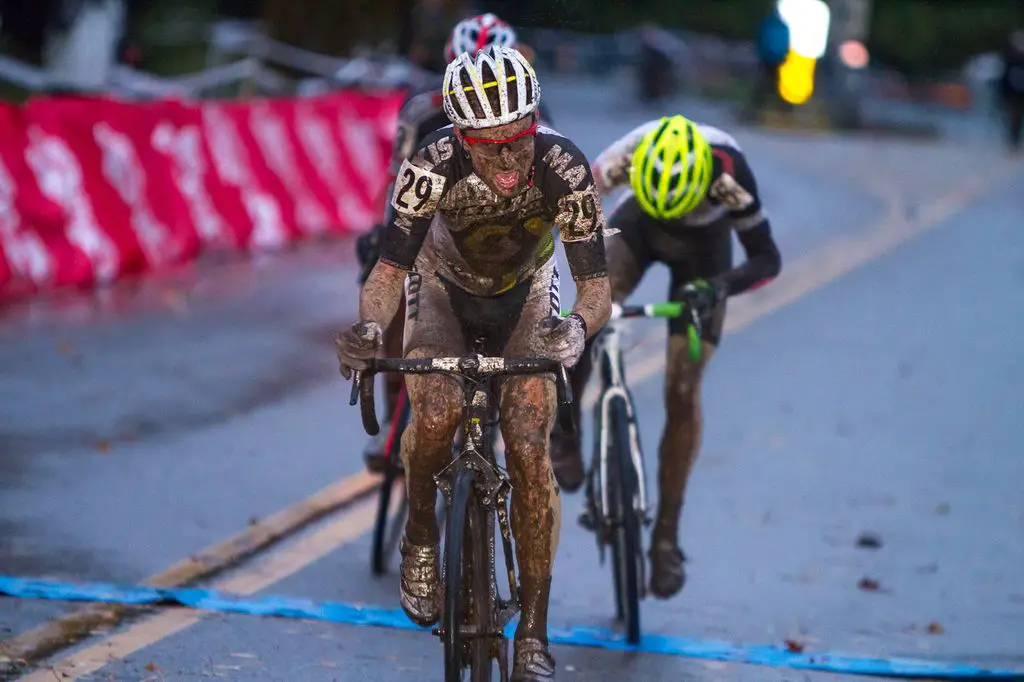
xmin=432 ymin=365 xmax=521 ymax=631
xmin=591 ymin=318 xmax=651 ymax=537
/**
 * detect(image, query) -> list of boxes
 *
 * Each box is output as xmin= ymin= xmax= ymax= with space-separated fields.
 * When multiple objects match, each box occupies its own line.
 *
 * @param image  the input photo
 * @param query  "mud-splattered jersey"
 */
xmin=592 ymin=120 xmax=768 ymax=233
xmin=379 ymin=125 xmax=608 ymax=297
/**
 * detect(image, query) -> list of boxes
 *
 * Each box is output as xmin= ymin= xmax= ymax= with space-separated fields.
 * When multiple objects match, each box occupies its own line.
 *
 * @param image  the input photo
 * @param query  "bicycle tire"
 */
xmin=443 ymin=467 xmax=475 ymax=682
xmin=607 ymin=396 xmax=642 ymax=644
xmin=371 ymin=391 xmax=411 ymax=576
xmin=468 ymin=476 xmax=495 ymax=681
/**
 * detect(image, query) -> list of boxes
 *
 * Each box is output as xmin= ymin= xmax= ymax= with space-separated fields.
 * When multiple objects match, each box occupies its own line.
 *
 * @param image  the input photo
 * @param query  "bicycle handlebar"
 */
xmin=561 ymin=301 xmax=704 ymax=362
xmin=349 ymin=356 xmax=576 ymax=438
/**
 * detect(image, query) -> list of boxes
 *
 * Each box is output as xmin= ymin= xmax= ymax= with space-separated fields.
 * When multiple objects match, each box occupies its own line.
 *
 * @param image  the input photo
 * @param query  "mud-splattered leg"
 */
xmin=649 ymin=335 xmax=716 ymax=599
xmin=397 ymin=269 xmax=465 ymax=626
xmin=501 ymin=374 xmax=560 ymax=680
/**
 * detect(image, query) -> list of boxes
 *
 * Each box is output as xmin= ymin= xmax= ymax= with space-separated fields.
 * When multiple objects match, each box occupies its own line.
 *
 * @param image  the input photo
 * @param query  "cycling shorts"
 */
xmin=403 ymin=252 xmax=560 ymax=360
xmin=606 ymin=195 xmax=729 ymax=344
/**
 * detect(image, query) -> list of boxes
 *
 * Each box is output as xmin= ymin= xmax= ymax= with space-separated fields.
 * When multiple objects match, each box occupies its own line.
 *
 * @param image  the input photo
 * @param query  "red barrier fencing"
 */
xmin=0 ymin=90 xmax=405 ymax=303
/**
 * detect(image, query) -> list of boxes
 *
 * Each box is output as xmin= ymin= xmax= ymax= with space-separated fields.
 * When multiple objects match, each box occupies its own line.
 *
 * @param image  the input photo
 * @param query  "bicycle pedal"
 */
xmin=577 ymin=510 xmax=596 ymax=531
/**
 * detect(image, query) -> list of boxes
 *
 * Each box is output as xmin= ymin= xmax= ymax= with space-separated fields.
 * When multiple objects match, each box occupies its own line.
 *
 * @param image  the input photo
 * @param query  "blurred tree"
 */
xmin=259 ymin=0 xmax=400 ymax=56
xmin=482 ymin=0 xmax=1022 ymax=78
xmin=0 ymin=0 xmax=52 ymax=62
xmin=868 ymin=0 xmax=1017 ymax=77
xmin=255 ymin=0 xmax=472 ymax=62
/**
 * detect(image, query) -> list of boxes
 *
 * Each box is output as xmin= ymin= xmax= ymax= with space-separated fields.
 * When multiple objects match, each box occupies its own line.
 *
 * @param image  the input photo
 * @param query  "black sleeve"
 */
xmin=379 ymin=130 xmax=456 ymax=270
xmin=535 ymin=134 xmax=608 ymax=281
xmin=387 ymin=89 xmax=443 ymax=178
xmin=706 ymin=147 xmax=782 ymax=296
xmin=712 ymin=222 xmax=782 ymax=296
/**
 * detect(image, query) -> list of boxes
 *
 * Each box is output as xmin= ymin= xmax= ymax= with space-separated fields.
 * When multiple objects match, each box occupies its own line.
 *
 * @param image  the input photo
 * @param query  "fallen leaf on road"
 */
xmin=856 ymin=532 xmax=883 ymax=549
xmin=95 ymin=440 xmax=112 ymax=453
xmin=927 ymin=621 xmax=944 ymax=635
xmin=858 ymin=577 xmax=881 ymax=591
xmin=145 ymin=662 xmax=158 ymax=672
xmin=784 ymin=639 xmax=805 ymax=653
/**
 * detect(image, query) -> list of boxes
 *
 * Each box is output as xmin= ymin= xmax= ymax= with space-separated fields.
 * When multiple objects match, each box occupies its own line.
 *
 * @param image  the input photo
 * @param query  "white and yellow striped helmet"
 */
xmin=443 ymin=45 xmax=540 ymax=129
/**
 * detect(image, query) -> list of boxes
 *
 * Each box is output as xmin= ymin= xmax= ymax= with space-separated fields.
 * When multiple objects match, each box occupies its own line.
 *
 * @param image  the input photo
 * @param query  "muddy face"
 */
xmin=459 ymin=115 xmax=536 ymax=198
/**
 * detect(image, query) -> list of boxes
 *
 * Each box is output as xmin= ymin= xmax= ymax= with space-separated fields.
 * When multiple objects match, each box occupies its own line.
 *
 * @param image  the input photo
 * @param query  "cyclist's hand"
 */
xmin=334 ymin=320 xmax=383 ymax=379
xmin=537 ymin=313 xmax=588 ymax=368
xmin=680 ymin=278 xmax=724 ymax=322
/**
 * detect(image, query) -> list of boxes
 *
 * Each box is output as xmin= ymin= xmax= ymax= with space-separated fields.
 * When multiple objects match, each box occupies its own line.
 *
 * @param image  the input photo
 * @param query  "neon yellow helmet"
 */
xmin=629 ymin=115 xmax=713 ymax=220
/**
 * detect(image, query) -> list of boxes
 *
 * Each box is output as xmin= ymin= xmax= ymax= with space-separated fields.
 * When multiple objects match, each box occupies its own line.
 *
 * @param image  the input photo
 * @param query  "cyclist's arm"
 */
xmin=360 ymin=138 xmax=451 ymax=329
xmin=707 ymin=148 xmax=782 ymax=296
xmin=539 ymin=135 xmax=613 ymax=336
xmin=590 ymin=120 xmax=660 ymax=194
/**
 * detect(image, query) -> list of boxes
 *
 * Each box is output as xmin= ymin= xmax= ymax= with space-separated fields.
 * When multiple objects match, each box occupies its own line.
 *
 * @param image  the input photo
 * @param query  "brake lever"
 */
xmin=556 ymin=364 xmax=577 ymax=436
xmin=559 ymin=364 xmax=574 ymax=407
xmin=349 ymin=370 xmax=361 ymax=406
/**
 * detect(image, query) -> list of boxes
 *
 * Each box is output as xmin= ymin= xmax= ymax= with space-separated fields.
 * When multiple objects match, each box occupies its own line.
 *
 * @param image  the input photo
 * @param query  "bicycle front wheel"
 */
xmin=607 ymin=396 xmax=642 ymax=644
xmin=371 ymin=390 xmax=411 ymax=575
xmin=443 ymin=467 xmax=494 ymax=682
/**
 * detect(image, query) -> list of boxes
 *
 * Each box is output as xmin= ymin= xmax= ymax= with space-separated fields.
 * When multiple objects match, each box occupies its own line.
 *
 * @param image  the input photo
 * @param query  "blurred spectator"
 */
xmin=635 ymin=22 xmax=682 ymax=104
xmin=998 ymin=29 xmax=1024 ymax=150
xmin=43 ymin=0 xmax=127 ymax=92
xmin=407 ymin=0 xmax=460 ymax=74
xmin=744 ymin=4 xmax=790 ymax=118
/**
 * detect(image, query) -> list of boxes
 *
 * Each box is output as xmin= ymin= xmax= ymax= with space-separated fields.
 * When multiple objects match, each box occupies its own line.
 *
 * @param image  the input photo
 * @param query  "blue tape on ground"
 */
xmin=1 ymin=575 xmax=1021 ymax=679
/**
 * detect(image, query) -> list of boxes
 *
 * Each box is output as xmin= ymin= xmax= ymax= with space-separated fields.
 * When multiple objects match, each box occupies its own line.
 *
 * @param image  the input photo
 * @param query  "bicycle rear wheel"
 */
xmin=371 ymin=389 xmax=411 ymax=576
xmin=607 ymin=396 xmax=642 ymax=644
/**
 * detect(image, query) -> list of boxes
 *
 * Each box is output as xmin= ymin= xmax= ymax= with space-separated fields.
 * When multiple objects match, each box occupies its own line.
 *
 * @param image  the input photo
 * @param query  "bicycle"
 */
xmin=350 ymin=342 xmax=576 ymax=681
xmin=574 ymin=301 xmax=703 ymax=645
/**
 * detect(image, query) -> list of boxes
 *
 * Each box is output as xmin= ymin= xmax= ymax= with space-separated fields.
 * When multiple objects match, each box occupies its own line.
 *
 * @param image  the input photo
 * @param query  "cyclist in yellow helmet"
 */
xmin=550 ymin=114 xmax=783 ymax=598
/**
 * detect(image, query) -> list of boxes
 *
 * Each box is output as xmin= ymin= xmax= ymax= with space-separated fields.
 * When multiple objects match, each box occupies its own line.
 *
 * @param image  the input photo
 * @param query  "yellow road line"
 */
xmin=0 ymin=470 xmax=380 ymax=666
xmin=19 ymin=497 xmax=380 ymax=681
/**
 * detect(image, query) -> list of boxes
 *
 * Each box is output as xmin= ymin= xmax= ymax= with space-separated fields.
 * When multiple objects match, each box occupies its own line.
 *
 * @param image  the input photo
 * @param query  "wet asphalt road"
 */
xmin=2 ymin=78 xmax=1024 ymax=680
